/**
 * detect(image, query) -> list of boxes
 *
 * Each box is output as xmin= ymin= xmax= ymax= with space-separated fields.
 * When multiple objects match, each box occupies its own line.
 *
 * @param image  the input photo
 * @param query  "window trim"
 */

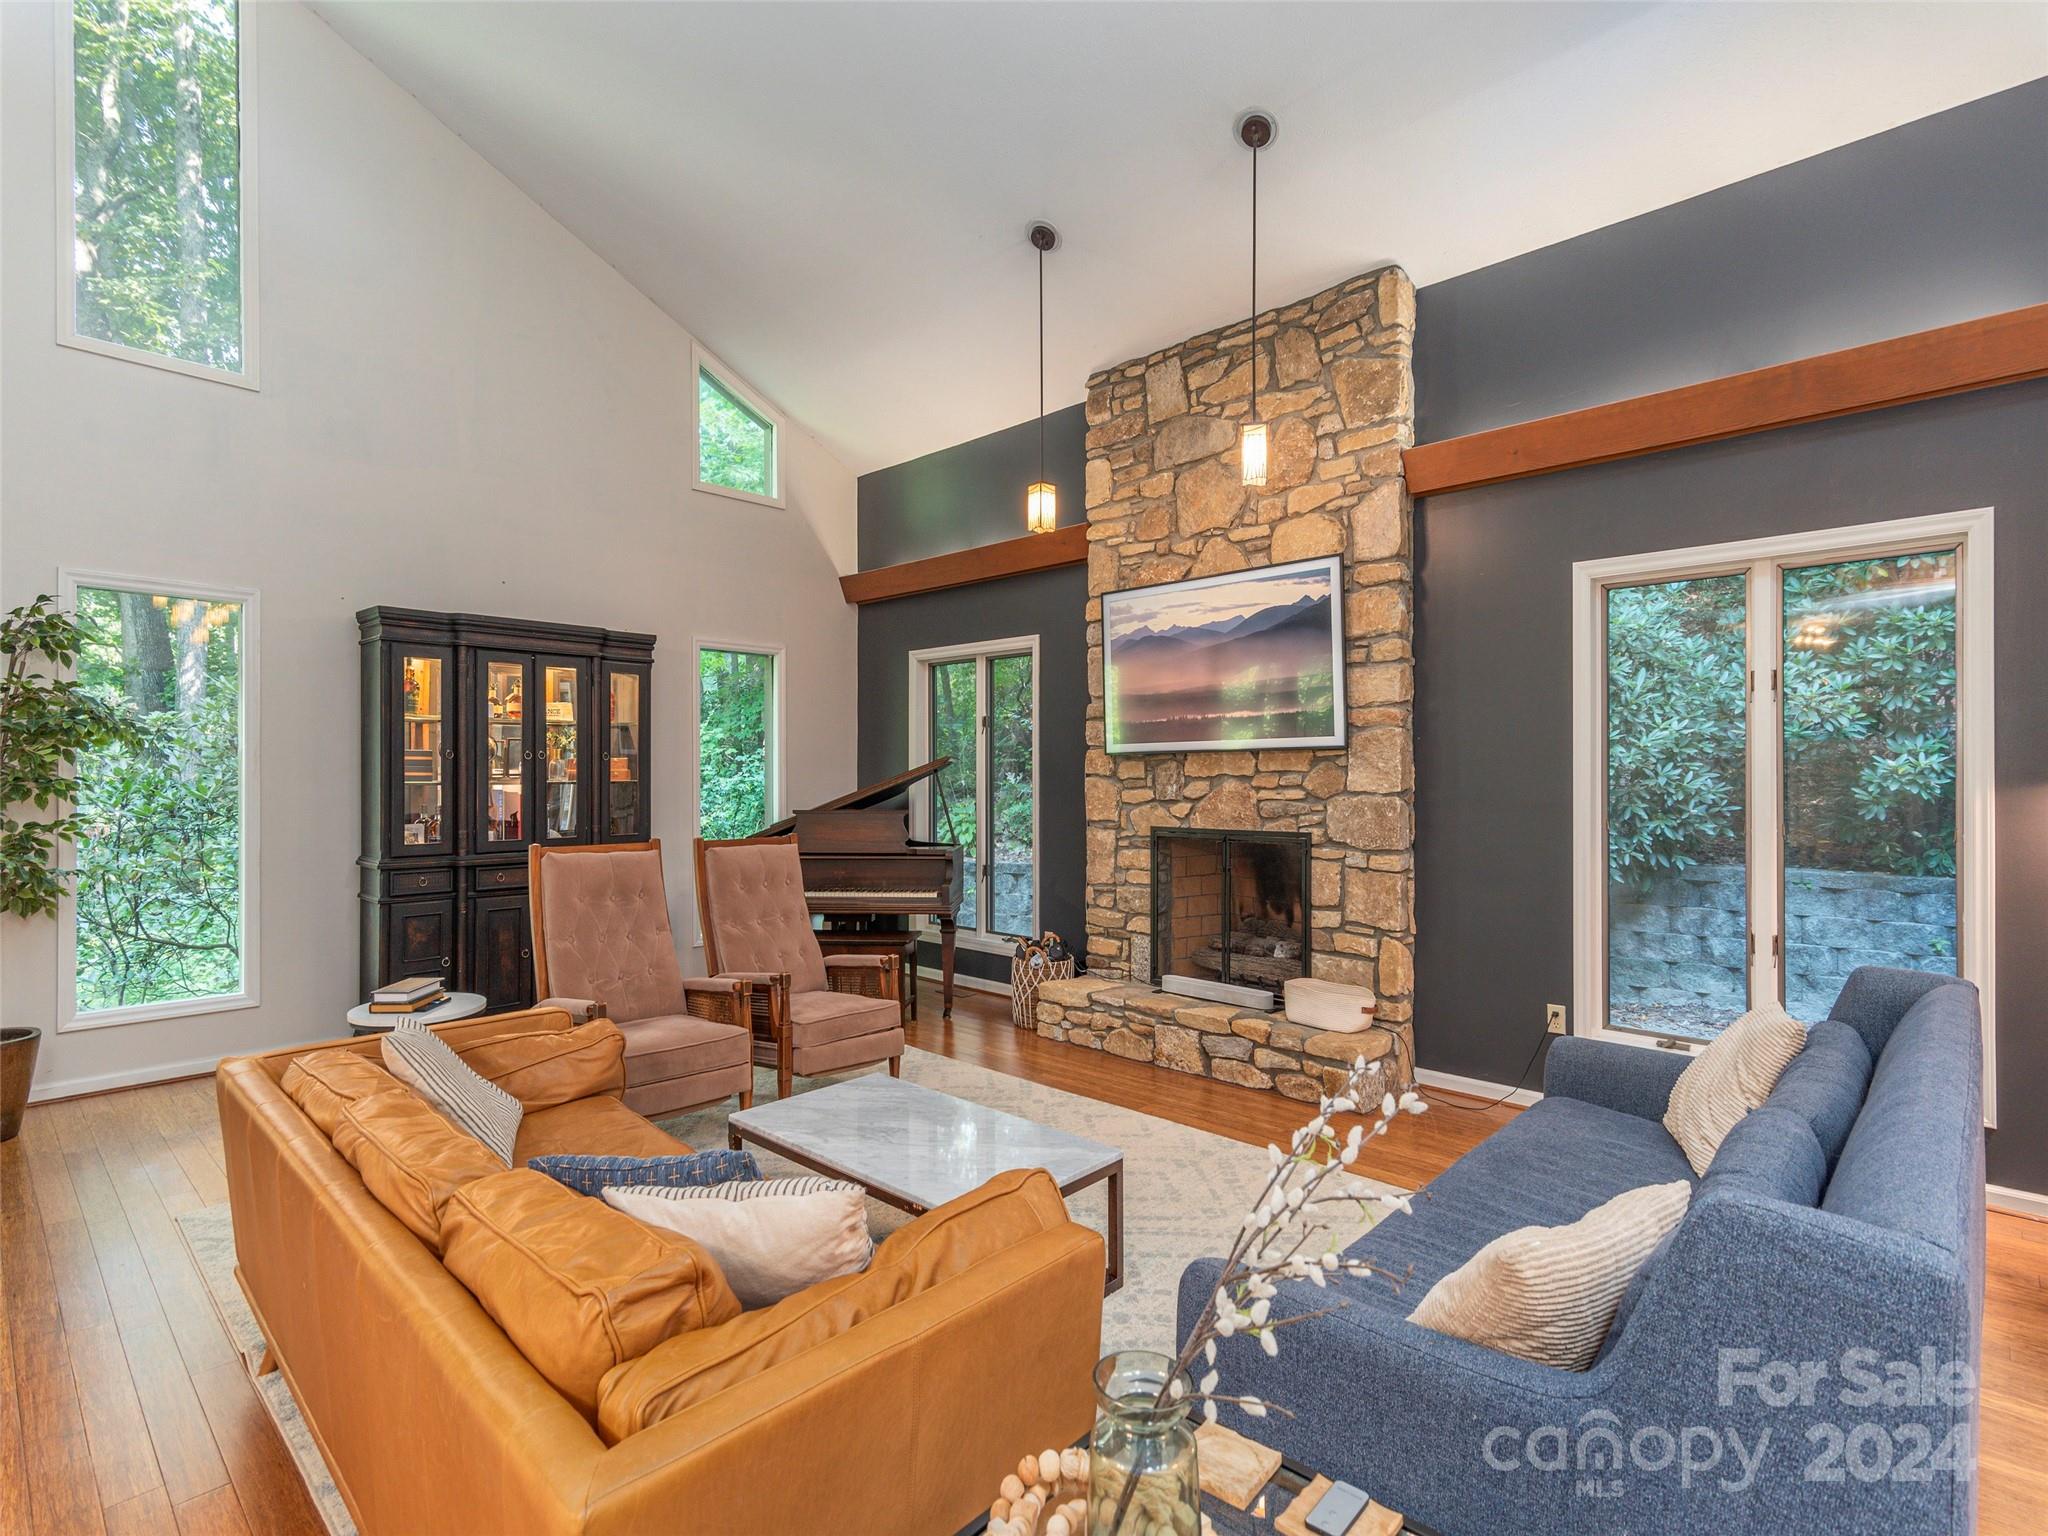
xmin=53 ymin=0 xmax=262 ymax=390
xmin=56 ymin=567 xmax=262 ymax=1031
xmin=1569 ymin=509 xmax=1996 ymax=1124
xmin=906 ymin=636 xmax=1042 ymax=956
xmin=691 ymin=638 xmax=786 ymax=841
xmin=690 ymin=342 xmax=784 ymax=508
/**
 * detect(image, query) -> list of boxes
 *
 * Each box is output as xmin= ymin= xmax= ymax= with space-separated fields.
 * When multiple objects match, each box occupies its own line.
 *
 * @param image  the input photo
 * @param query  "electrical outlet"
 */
xmin=1545 ymin=1004 xmax=1568 ymax=1036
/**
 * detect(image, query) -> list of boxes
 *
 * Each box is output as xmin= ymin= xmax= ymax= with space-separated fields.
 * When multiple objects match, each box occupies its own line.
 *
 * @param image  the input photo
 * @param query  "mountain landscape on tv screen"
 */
xmin=1108 ymin=584 xmax=1338 ymax=748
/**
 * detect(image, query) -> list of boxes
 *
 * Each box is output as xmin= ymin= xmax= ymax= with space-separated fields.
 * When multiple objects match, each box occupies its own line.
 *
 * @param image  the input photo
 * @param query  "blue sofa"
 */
xmin=1179 ymin=967 xmax=1985 ymax=1534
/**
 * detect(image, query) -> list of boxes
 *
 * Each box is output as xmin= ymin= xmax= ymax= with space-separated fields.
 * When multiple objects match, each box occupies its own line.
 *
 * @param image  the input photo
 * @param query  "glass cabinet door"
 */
xmin=538 ymin=658 xmax=587 ymax=843
xmin=477 ymin=653 xmax=534 ymax=849
xmin=602 ymin=662 xmax=649 ymax=841
xmin=391 ymin=646 xmax=454 ymax=857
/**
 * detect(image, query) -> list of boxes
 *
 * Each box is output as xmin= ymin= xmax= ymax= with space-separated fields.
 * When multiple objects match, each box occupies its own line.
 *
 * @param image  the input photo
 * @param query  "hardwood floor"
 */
xmin=0 ymin=982 xmax=2041 ymax=1534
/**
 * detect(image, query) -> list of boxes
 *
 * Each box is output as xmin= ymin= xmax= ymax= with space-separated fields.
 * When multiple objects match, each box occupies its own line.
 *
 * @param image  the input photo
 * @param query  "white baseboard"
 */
xmin=915 ymin=965 xmax=1010 ymax=999
xmin=27 ymin=1053 xmax=225 ymax=1105
xmin=1414 ymin=1066 xmax=1545 ymax=1108
xmin=1986 ymin=1183 xmax=2048 ymax=1220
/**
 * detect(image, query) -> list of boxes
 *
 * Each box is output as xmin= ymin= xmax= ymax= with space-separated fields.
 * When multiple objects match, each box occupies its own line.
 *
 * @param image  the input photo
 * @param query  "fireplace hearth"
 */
xmin=1151 ymin=829 xmax=1311 ymax=995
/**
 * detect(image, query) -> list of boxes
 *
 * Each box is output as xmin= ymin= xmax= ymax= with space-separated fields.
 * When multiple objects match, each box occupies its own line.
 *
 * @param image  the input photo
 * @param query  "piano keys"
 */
xmin=760 ymin=760 xmax=967 ymax=1017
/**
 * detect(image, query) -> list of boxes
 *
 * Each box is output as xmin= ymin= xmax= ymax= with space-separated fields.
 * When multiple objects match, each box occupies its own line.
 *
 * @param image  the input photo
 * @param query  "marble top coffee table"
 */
xmin=727 ymin=1074 xmax=1125 ymax=1294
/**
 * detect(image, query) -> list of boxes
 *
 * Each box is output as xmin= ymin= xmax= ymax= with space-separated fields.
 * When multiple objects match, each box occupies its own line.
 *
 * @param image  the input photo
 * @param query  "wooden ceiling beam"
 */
xmin=840 ymin=521 xmax=1089 ymax=605
xmin=1403 ymin=304 xmax=2048 ymax=497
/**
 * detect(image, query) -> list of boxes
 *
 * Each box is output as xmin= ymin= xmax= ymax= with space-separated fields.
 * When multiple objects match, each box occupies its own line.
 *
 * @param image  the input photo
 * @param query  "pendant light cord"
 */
xmin=1249 ymin=140 xmax=1258 ymax=426
xmin=1038 ymin=240 xmax=1046 ymax=483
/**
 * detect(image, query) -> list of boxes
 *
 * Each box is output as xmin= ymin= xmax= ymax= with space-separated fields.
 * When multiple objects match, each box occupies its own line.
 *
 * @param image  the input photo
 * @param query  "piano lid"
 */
xmin=758 ymin=757 xmax=951 ymax=837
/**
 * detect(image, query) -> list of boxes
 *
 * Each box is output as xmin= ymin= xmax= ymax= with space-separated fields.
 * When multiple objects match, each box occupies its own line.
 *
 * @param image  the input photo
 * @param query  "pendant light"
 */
xmin=1236 ymin=111 xmax=1276 ymax=488
xmin=1026 ymin=222 xmax=1060 ymax=534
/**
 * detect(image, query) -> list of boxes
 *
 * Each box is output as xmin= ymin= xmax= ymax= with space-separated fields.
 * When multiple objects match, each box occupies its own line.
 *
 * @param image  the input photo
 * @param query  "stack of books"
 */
xmin=367 ymin=976 xmax=448 ymax=1015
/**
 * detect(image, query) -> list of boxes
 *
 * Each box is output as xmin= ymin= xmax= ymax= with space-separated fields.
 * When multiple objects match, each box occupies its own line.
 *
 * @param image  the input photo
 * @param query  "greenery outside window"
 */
xmin=59 ymin=0 xmax=259 ymax=388
xmin=697 ymin=645 xmax=780 ymax=840
xmin=61 ymin=572 xmax=259 ymax=1029
xmin=1570 ymin=510 xmax=1995 ymax=1109
xmin=910 ymin=638 xmax=1039 ymax=949
xmin=693 ymin=345 xmax=783 ymax=506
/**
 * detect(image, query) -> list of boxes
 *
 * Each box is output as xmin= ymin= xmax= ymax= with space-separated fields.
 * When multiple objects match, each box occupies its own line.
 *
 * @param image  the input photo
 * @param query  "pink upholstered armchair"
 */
xmin=528 ymin=841 xmax=755 ymax=1115
xmin=692 ymin=835 xmax=905 ymax=1101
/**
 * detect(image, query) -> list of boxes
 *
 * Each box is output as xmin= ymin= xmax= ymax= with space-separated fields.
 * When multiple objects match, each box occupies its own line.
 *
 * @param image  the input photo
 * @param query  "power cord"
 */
xmin=1449 ymin=1022 xmax=1555 ymax=1113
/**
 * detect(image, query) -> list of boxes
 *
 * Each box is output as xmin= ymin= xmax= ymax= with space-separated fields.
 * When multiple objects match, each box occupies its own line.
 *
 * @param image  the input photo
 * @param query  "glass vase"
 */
xmin=1088 ymin=1350 xmax=1201 ymax=1536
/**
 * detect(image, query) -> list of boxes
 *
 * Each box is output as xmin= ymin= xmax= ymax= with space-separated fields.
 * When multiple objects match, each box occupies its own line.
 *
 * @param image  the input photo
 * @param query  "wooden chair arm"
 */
xmin=681 ymin=977 xmax=749 ymax=1029
xmin=824 ymin=954 xmax=900 ymax=1002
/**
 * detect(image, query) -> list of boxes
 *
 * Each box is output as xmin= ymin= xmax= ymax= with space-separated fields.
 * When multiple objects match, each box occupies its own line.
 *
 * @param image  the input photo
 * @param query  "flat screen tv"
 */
xmin=1103 ymin=555 xmax=1346 ymax=754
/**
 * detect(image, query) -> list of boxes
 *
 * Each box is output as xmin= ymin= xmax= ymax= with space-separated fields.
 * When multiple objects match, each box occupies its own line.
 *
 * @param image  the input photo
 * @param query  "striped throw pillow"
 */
xmin=1663 ymin=1005 xmax=1808 ymax=1176
xmin=604 ymin=1176 xmax=872 ymax=1308
xmin=1408 ymin=1180 xmax=1691 ymax=1370
xmin=381 ymin=1023 xmax=523 ymax=1166
xmin=527 ymin=1149 xmax=761 ymax=1197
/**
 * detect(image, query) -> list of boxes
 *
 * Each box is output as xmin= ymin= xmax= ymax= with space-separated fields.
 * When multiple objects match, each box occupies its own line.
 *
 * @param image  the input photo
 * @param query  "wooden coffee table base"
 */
xmin=729 ymin=1120 xmax=1126 ymax=1296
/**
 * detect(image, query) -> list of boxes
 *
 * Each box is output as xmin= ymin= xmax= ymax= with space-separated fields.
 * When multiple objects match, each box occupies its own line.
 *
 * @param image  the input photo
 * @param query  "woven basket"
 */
xmin=1010 ymin=952 xmax=1075 ymax=1030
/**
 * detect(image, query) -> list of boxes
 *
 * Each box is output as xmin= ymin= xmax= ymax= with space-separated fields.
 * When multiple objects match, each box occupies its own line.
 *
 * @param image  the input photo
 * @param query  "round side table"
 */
xmin=348 ymin=991 xmax=488 ymax=1036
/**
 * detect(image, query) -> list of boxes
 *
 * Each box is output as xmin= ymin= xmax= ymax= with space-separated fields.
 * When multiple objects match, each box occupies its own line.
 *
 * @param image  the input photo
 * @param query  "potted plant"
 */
xmin=0 ymin=595 xmax=134 ymax=1139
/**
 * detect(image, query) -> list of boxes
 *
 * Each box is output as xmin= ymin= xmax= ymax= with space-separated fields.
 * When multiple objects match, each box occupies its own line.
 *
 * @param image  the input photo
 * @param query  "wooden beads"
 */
xmin=986 ymin=1448 xmax=1091 ymax=1536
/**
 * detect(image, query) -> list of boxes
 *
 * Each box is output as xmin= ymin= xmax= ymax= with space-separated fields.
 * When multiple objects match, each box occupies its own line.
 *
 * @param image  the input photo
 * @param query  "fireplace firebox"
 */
xmin=1150 ymin=829 xmax=1311 ymax=993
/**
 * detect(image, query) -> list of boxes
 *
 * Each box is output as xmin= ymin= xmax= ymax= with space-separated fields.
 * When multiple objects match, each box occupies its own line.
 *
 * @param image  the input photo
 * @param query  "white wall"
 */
xmin=0 ymin=0 xmax=861 ymax=1099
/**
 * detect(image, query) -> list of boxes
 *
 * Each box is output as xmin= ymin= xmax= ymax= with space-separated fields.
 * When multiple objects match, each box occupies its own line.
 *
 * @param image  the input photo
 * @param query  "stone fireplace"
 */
xmin=1151 ymin=828 xmax=1310 ymax=996
xmin=1034 ymin=265 xmax=1417 ymax=1103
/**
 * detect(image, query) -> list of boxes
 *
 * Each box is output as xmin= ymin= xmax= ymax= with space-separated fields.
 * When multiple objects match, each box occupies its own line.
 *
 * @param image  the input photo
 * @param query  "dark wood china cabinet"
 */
xmin=358 ymin=608 xmax=654 ymax=1011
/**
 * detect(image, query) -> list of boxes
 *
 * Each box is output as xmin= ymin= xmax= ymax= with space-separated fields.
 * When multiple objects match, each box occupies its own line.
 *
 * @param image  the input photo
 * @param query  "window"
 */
xmin=911 ymin=639 xmax=1039 ymax=946
xmin=60 ymin=573 xmax=258 ymax=1028
xmin=696 ymin=645 xmax=780 ymax=839
xmin=59 ymin=0 xmax=258 ymax=387
xmin=692 ymin=345 xmax=782 ymax=506
xmin=1571 ymin=511 xmax=1994 ymax=1098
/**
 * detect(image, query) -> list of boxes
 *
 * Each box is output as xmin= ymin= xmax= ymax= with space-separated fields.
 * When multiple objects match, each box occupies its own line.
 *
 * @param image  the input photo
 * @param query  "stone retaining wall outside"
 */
xmin=1610 ymin=863 xmax=1957 ymax=1021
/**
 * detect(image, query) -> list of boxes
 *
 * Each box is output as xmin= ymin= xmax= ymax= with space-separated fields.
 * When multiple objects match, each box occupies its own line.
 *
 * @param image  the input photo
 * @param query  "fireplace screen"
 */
xmin=1151 ymin=829 xmax=1311 ymax=991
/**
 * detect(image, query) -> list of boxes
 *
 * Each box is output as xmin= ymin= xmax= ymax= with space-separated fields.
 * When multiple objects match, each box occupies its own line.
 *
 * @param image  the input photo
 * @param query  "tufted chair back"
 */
xmin=694 ymin=836 xmax=830 ymax=993
xmin=530 ymin=843 xmax=688 ymax=1023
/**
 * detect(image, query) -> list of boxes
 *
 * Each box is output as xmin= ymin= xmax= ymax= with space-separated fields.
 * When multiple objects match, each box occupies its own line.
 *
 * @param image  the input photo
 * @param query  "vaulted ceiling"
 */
xmin=312 ymin=1 xmax=2046 ymax=473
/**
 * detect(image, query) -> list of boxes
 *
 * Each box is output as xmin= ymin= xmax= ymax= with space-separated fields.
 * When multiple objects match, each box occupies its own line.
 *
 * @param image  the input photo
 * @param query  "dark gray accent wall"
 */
xmin=1413 ymin=82 xmax=2048 ymax=1191
xmin=1419 ymin=81 xmax=2048 ymax=441
xmin=857 ymin=405 xmax=1087 ymax=569
xmin=856 ymin=408 xmax=1089 ymax=984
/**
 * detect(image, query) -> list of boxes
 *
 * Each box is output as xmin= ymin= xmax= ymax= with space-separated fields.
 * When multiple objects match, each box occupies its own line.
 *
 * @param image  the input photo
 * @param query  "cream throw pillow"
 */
xmin=604 ymin=1176 xmax=872 ymax=1308
xmin=1662 ymin=1004 xmax=1807 ymax=1176
xmin=1408 ymin=1181 xmax=1690 ymax=1370
xmin=379 ymin=1024 xmax=522 ymax=1166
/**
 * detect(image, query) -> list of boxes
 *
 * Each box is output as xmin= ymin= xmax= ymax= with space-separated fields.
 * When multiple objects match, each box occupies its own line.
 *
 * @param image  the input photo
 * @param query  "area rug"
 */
xmin=176 ymin=1047 xmax=1405 ymax=1528
xmin=658 ymin=1049 xmax=1407 ymax=1356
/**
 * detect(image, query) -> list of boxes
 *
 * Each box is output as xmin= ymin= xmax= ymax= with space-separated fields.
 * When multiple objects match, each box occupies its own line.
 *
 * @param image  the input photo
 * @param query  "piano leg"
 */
xmin=938 ymin=916 xmax=957 ymax=1019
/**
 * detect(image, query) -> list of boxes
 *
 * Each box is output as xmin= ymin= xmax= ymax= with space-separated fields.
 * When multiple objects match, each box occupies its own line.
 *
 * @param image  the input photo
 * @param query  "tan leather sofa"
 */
xmin=218 ymin=1007 xmax=1104 ymax=1535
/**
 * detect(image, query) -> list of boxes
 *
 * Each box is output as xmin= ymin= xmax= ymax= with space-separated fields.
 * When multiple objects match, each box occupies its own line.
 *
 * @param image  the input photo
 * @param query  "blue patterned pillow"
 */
xmin=526 ymin=1149 xmax=761 ymax=1197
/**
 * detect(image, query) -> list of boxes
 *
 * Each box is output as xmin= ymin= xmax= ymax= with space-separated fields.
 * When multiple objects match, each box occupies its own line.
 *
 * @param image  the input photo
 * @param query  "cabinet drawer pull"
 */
xmin=520 ymin=948 xmax=530 ymax=959
xmin=440 ymin=955 xmax=451 ymax=968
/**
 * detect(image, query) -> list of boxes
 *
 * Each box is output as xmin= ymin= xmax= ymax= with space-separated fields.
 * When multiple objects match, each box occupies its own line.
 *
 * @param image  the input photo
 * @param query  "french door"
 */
xmin=1571 ymin=512 xmax=1994 ymax=1086
xmin=909 ymin=638 xmax=1040 ymax=949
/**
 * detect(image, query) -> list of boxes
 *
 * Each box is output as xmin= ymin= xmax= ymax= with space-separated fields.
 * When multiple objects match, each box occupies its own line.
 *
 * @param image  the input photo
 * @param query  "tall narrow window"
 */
xmin=63 ymin=576 xmax=257 ymax=1026
xmin=693 ymin=347 xmax=783 ymax=506
xmin=62 ymin=0 xmax=256 ymax=384
xmin=1574 ymin=512 xmax=1992 ymax=1081
xmin=697 ymin=647 xmax=778 ymax=839
xmin=1780 ymin=551 xmax=1958 ymax=1018
xmin=1603 ymin=574 xmax=1750 ymax=1040
xmin=912 ymin=640 xmax=1039 ymax=946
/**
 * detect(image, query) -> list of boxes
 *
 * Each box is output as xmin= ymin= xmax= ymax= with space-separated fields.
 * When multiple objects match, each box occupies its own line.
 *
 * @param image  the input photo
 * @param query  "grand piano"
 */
xmin=760 ymin=759 xmax=966 ymax=1017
